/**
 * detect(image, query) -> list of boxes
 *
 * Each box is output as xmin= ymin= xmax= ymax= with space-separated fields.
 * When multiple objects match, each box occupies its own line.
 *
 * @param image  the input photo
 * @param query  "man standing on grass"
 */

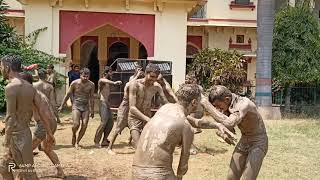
xmin=201 ymin=85 xmax=268 ymax=180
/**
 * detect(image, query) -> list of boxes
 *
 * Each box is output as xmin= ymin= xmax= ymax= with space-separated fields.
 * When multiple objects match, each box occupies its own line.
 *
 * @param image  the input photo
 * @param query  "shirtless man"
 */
xmin=0 ymin=54 xmax=54 ymax=180
xmin=107 ymin=67 xmax=144 ymax=154
xmin=20 ymin=72 xmax=65 ymax=178
xmin=128 ymin=63 xmax=168 ymax=148
xmin=58 ymin=68 xmax=95 ymax=149
xmin=201 ymin=85 xmax=268 ymax=180
xmin=46 ymin=64 xmax=60 ymax=123
xmin=94 ymin=66 xmax=122 ymax=147
xmin=132 ymin=84 xmax=201 ymax=180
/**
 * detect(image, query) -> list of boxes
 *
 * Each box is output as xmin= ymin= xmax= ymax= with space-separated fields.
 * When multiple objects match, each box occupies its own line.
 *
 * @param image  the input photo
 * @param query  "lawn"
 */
xmin=0 ymin=116 xmax=319 ymax=179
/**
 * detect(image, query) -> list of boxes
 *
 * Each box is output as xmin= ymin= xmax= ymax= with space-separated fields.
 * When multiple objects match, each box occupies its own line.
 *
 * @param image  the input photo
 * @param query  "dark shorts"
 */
xmin=34 ymin=121 xmax=57 ymax=140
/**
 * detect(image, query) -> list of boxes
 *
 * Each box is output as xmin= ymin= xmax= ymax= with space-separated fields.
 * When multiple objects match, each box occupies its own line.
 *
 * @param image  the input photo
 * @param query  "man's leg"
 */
xmin=0 ymin=151 xmax=14 ymax=180
xmin=130 ymin=130 xmax=141 ymax=149
xmin=227 ymin=151 xmax=247 ymax=180
xmin=94 ymin=102 xmax=108 ymax=147
xmin=72 ymin=109 xmax=81 ymax=146
xmin=101 ymin=105 xmax=114 ymax=146
xmin=241 ymin=148 xmax=265 ymax=180
xmin=77 ymin=110 xmax=90 ymax=146
xmin=42 ymin=141 xmax=65 ymax=178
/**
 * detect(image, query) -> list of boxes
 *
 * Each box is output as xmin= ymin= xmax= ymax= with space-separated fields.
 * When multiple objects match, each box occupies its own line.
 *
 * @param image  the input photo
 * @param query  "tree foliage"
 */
xmin=272 ymin=5 xmax=320 ymax=86
xmin=187 ymin=48 xmax=246 ymax=93
xmin=0 ymin=0 xmax=64 ymax=110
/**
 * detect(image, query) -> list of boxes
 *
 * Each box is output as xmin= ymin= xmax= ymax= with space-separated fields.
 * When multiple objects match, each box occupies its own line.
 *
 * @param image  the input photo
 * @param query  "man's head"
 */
xmin=175 ymin=84 xmax=201 ymax=115
xmin=0 ymin=54 xmax=22 ymax=79
xmin=208 ymin=85 xmax=232 ymax=112
xmin=185 ymin=74 xmax=196 ymax=84
xmin=19 ymin=72 xmax=33 ymax=84
xmin=74 ymin=65 xmax=80 ymax=72
xmin=145 ymin=63 xmax=160 ymax=85
xmin=38 ymin=68 xmax=47 ymax=80
xmin=103 ymin=66 xmax=113 ymax=80
xmin=47 ymin=64 xmax=54 ymax=74
xmin=80 ymin=68 xmax=90 ymax=82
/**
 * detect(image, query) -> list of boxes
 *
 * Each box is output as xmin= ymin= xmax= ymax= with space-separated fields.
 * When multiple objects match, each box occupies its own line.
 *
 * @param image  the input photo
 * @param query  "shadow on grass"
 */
xmin=54 ymin=144 xmax=74 ymax=150
xmin=193 ymin=144 xmax=228 ymax=156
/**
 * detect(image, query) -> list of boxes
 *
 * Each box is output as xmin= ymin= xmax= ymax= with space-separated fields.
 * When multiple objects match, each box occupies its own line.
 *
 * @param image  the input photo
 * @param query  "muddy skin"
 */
xmin=157 ymin=74 xmax=178 ymax=104
xmin=202 ymin=86 xmax=268 ymax=180
xmin=25 ymin=72 xmax=65 ymax=178
xmin=107 ymin=82 xmax=130 ymax=154
xmin=0 ymin=56 xmax=54 ymax=180
xmin=128 ymin=75 xmax=168 ymax=149
xmin=132 ymin=84 xmax=201 ymax=180
xmin=59 ymin=69 xmax=95 ymax=149
xmin=46 ymin=66 xmax=60 ymax=123
xmin=94 ymin=74 xmax=122 ymax=147
xmin=107 ymin=68 xmax=144 ymax=154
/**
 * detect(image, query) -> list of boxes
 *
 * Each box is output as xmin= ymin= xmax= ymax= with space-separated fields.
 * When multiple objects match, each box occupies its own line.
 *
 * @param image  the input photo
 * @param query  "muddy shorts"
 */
xmin=128 ymin=114 xmax=146 ymax=133
xmin=116 ymin=100 xmax=129 ymax=134
xmin=34 ymin=121 xmax=57 ymax=140
xmin=235 ymin=134 xmax=268 ymax=155
xmin=132 ymin=166 xmax=176 ymax=180
xmin=0 ymin=128 xmax=38 ymax=179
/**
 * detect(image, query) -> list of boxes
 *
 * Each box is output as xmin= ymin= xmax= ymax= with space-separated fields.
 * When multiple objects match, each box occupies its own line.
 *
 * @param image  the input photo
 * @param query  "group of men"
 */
xmin=0 ymin=54 xmax=268 ymax=180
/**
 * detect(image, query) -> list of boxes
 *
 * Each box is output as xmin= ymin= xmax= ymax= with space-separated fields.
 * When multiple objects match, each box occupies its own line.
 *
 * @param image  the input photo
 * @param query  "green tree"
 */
xmin=0 ymin=0 xmax=64 ymax=110
xmin=187 ymin=48 xmax=246 ymax=93
xmin=272 ymin=5 xmax=320 ymax=109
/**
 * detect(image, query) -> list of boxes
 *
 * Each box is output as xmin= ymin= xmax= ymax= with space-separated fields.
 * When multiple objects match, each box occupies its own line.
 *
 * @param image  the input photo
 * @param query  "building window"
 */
xmin=236 ymin=35 xmax=245 ymax=44
xmin=235 ymin=0 xmax=250 ymax=5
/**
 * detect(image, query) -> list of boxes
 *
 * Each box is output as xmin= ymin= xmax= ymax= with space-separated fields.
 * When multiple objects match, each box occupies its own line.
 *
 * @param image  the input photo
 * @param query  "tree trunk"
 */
xmin=255 ymin=0 xmax=275 ymax=106
xmin=284 ymin=87 xmax=292 ymax=112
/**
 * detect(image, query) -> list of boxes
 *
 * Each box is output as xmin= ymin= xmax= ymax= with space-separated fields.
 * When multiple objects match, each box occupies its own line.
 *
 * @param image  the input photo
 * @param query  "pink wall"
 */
xmin=60 ymin=11 xmax=155 ymax=56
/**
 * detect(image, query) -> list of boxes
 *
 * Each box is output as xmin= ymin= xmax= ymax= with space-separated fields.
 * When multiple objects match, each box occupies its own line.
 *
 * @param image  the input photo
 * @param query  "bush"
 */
xmin=187 ymin=48 xmax=246 ymax=93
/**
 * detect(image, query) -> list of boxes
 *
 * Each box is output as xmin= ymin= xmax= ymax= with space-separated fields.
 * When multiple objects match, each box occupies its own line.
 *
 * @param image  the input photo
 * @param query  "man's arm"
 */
xmin=156 ymin=83 xmax=169 ymax=105
xmin=200 ymin=95 xmax=243 ymax=128
xmin=165 ymin=80 xmax=178 ymax=103
xmin=177 ymin=124 xmax=194 ymax=179
xmin=58 ymin=82 xmax=74 ymax=111
xmin=89 ymin=83 xmax=95 ymax=118
xmin=128 ymin=83 xmax=151 ymax=122
xmin=33 ymin=91 xmax=55 ymax=145
xmin=3 ymin=85 xmax=16 ymax=147
xmin=99 ymin=78 xmax=122 ymax=85
xmin=49 ymin=86 xmax=57 ymax=107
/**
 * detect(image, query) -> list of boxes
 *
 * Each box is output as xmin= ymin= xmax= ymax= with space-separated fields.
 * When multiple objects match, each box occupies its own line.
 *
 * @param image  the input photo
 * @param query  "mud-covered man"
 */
xmin=94 ymin=66 xmax=122 ymax=147
xmin=0 ymin=54 xmax=54 ymax=180
xmin=20 ymin=72 xmax=65 ymax=178
xmin=132 ymin=84 xmax=202 ymax=180
xmin=128 ymin=63 xmax=168 ymax=148
xmin=46 ymin=64 xmax=61 ymax=123
xmin=59 ymin=68 xmax=95 ymax=149
xmin=201 ymin=85 xmax=268 ymax=180
xmin=107 ymin=65 xmax=144 ymax=154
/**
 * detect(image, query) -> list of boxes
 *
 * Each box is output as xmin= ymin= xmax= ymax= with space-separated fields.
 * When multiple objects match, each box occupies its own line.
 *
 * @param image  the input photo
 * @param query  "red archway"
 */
xmin=59 ymin=11 xmax=155 ymax=56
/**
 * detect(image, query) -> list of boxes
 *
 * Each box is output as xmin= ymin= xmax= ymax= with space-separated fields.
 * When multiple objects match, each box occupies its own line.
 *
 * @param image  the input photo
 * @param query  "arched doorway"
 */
xmin=186 ymin=44 xmax=200 ymax=71
xmin=139 ymin=43 xmax=148 ymax=59
xmin=80 ymin=40 xmax=99 ymax=91
xmin=107 ymin=42 xmax=129 ymax=70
